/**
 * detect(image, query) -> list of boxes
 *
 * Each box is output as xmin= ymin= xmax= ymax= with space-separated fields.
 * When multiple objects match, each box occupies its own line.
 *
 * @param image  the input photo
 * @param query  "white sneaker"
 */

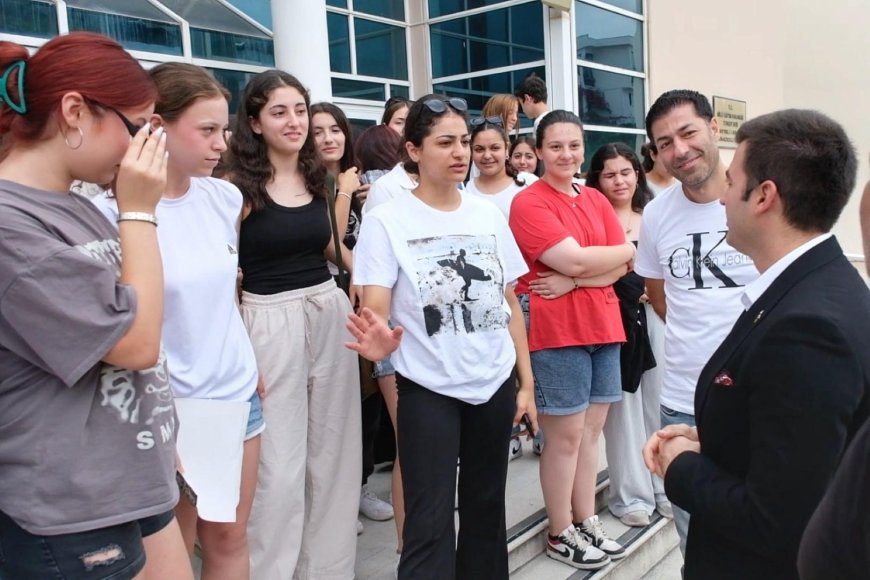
xmin=356 ymin=519 xmax=364 ymax=535
xmin=577 ymin=515 xmax=625 ymax=560
xmin=656 ymin=501 xmax=674 ymax=519
xmin=508 ymin=437 xmax=523 ymax=461
xmin=360 ymin=486 xmax=394 ymax=521
xmin=619 ymin=510 xmax=650 ymax=527
xmin=546 ymin=525 xmax=610 ymax=570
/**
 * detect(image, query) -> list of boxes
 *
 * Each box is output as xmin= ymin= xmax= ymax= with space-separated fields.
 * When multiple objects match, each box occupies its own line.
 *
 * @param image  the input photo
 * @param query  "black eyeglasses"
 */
xmin=422 ymin=97 xmax=468 ymax=114
xmin=90 ymin=100 xmax=142 ymax=137
xmin=470 ymin=116 xmax=504 ymax=129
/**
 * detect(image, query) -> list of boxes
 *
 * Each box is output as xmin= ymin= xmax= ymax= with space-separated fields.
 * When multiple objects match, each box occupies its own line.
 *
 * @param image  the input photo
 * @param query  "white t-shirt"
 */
xmin=532 ymin=109 xmax=552 ymax=134
xmin=647 ymin=179 xmax=679 ymax=197
xmin=91 ymin=178 xmax=259 ymax=402
xmin=465 ymin=172 xmax=538 ymax=219
xmin=354 ymin=193 xmax=528 ymax=404
xmin=635 ymin=184 xmax=757 ymax=414
xmin=362 ymin=163 xmax=417 ymax=215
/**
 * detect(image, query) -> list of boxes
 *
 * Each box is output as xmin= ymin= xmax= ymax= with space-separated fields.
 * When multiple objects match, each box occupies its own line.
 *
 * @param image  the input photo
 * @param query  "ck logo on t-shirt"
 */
xmin=667 ymin=231 xmax=752 ymax=290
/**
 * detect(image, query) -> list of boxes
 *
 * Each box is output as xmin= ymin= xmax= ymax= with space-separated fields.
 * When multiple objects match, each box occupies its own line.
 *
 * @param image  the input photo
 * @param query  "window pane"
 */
xmin=575 ymin=2 xmax=643 ymax=72
xmin=355 ymin=0 xmax=405 ymax=21
xmin=578 ymin=67 xmax=644 ymax=129
xmin=66 ymin=0 xmax=175 ymax=23
xmin=434 ymin=65 xmax=544 ymax=122
xmin=225 ymin=0 xmax=272 ymax=28
xmin=190 ymin=28 xmax=274 ymax=66
xmin=327 ymin=12 xmax=351 ymax=73
xmin=428 ymin=0 xmax=509 ymax=18
xmin=153 ymin=0 xmax=268 ymax=37
xmin=581 ymin=130 xmax=644 ymax=173
xmin=593 ymin=0 xmax=642 ymax=14
xmin=207 ymin=68 xmax=256 ymax=113
xmin=67 ymin=7 xmax=183 ymax=55
xmin=349 ymin=118 xmax=376 ymax=141
xmin=390 ymin=84 xmax=410 ymax=99
xmin=355 ymin=18 xmax=408 ymax=80
xmin=430 ymin=3 xmax=544 ymax=78
xmin=326 ymin=0 xmax=347 ymax=7
xmin=332 ymin=77 xmax=386 ymax=101
xmin=0 ymin=0 xmax=57 ymax=38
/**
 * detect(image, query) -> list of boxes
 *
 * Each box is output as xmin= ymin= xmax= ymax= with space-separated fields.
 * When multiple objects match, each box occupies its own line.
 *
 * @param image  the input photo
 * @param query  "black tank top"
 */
xmin=239 ymin=196 xmax=332 ymax=294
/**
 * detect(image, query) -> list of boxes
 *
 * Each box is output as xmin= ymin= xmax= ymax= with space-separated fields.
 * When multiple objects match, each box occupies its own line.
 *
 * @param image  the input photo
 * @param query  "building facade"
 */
xmin=2 ymin=0 xmax=868 ymax=254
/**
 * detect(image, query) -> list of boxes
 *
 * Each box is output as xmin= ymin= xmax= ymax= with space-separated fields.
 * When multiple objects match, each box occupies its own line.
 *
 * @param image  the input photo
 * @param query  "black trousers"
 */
xmin=361 ymin=391 xmax=384 ymax=485
xmin=396 ymin=372 xmax=515 ymax=580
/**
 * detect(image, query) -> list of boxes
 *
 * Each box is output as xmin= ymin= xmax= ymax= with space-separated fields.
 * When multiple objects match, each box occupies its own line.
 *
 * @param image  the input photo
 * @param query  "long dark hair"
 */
xmin=470 ymin=121 xmax=525 ymax=187
xmin=229 ymin=70 xmax=326 ymax=210
xmin=509 ymin=134 xmax=540 ymax=177
xmin=585 ymin=142 xmax=653 ymax=212
xmin=310 ymin=102 xmax=357 ymax=173
xmin=402 ymin=93 xmax=468 ymax=175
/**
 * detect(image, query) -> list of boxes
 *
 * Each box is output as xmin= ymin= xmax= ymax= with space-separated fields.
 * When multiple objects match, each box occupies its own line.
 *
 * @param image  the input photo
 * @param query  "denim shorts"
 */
xmin=0 ymin=509 xmax=174 ymax=579
xmin=373 ymin=355 xmax=396 ymax=379
xmin=246 ymin=390 xmax=266 ymax=440
xmin=531 ymin=343 xmax=622 ymax=415
xmin=517 ymin=293 xmax=530 ymax=333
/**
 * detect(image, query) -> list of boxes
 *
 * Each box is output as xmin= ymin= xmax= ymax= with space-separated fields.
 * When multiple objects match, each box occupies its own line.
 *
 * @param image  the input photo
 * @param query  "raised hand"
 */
xmin=115 ymin=125 xmax=167 ymax=214
xmin=345 ymin=307 xmax=403 ymax=361
xmin=337 ymin=166 xmax=360 ymax=197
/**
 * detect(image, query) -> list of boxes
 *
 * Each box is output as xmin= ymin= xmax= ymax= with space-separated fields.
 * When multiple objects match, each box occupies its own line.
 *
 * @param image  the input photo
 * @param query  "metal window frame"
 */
xmin=573 ymin=0 xmax=649 ymax=133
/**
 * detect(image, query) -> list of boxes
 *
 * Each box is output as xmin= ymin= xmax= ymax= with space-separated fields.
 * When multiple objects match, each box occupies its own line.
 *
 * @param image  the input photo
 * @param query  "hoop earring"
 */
xmin=64 ymin=127 xmax=84 ymax=150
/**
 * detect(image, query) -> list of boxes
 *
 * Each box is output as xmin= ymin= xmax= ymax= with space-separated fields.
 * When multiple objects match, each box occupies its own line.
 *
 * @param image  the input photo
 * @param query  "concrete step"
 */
xmin=507 ymin=469 xmax=610 ymax=575
xmin=511 ymin=509 xmax=678 ymax=580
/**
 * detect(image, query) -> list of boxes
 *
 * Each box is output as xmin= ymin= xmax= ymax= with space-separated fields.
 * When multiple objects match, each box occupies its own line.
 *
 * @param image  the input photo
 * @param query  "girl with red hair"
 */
xmin=0 ymin=33 xmax=190 ymax=579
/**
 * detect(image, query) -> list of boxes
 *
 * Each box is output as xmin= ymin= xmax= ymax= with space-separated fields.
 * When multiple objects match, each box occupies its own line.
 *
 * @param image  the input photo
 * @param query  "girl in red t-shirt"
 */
xmin=509 ymin=110 xmax=635 ymax=571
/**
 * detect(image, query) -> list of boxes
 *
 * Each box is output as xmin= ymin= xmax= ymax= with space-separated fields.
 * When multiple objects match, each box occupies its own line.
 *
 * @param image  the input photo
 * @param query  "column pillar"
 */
xmin=546 ymin=6 xmax=577 ymax=113
xmin=270 ymin=0 xmax=332 ymax=101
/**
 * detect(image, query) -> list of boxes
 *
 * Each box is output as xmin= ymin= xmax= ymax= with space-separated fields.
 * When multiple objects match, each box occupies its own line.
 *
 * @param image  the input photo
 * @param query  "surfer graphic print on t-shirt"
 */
xmin=408 ymin=234 xmax=506 ymax=337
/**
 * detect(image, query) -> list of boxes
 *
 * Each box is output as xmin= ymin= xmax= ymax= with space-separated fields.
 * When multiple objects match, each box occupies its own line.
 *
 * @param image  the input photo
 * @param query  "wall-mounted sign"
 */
xmin=713 ymin=96 xmax=746 ymax=148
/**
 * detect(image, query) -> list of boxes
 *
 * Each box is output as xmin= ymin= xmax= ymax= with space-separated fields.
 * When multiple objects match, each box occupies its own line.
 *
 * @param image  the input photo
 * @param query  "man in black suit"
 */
xmin=643 ymin=109 xmax=870 ymax=579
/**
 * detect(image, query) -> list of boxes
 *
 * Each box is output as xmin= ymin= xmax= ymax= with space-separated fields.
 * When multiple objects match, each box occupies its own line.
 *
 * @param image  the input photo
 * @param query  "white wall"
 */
xmin=647 ymin=0 xmax=870 ymax=256
xmin=783 ymin=0 xmax=870 ymax=256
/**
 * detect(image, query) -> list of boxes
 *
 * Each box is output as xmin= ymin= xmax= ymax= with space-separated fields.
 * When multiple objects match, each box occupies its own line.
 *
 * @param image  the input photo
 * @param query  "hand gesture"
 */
xmin=115 ymin=125 xmax=167 ymax=213
xmin=345 ymin=307 xmax=403 ymax=361
xmin=356 ymin=183 xmax=371 ymax=204
xmin=513 ymin=385 xmax=539 ymax=437
xmin=529 ymin=270 xmax=574 ymax=300
xmin=337 ymin=167 xmax=360 ymax=197
xmin=643 ymin=424 xmax=699 ymax=478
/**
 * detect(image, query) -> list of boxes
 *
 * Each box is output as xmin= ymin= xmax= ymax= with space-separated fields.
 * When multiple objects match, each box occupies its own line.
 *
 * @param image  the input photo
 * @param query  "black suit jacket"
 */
xmin=665 ymin=237 xmax=870 ymax=580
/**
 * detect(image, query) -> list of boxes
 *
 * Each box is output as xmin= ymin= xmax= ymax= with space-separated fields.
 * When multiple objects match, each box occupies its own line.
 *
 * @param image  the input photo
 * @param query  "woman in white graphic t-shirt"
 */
xmin=348 ymin=94 xmax=537 ymax=579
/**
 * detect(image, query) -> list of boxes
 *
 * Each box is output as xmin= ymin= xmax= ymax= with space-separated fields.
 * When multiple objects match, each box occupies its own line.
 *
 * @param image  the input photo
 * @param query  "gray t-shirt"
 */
xmin=0 ymin=180 xmax=178 ymax=535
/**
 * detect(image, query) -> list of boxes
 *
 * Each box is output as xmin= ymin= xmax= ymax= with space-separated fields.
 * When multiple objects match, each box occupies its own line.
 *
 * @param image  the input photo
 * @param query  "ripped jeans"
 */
xmin=0 ymin=509 xmax=173 ymax=579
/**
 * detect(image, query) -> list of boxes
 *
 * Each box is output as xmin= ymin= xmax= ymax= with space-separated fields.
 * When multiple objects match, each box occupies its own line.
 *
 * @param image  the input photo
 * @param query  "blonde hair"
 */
xmin=482 ymin=94 xmax=519 ymax=135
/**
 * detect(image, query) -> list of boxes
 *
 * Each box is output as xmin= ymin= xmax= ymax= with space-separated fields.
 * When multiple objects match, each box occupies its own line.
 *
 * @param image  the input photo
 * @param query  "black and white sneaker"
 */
xmin=546 ymin=525 xmax=610 ymax=570
xmin=577 ymin=515 xmax=625 ymax=560
xmin=508 ymin=437 xmax=523 ymax=461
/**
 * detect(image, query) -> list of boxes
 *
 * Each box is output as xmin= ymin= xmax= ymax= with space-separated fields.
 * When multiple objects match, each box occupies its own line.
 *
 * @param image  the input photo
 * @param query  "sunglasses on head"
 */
xmin=422 ymin=97 xmax=468 ymax=114
xmin=469 ymin=116 xmax=504 ymax=129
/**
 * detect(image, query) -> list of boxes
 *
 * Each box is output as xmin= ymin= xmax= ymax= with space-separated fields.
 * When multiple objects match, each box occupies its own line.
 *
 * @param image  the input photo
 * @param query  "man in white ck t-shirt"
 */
xmin=633 ymin=90 xmax=758 ymax=559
